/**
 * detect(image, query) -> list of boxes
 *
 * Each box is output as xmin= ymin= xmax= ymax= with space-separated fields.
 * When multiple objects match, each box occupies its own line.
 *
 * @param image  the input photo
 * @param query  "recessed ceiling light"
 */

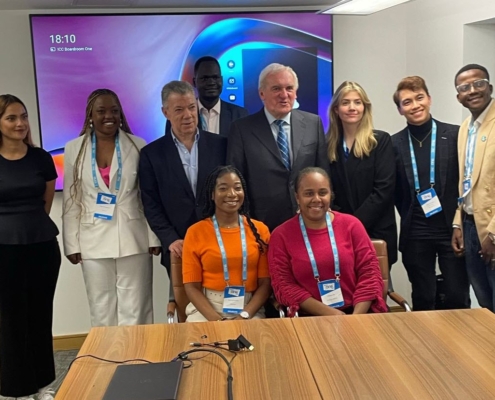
xmin=322 ymin=0 xmax=412 ymax=15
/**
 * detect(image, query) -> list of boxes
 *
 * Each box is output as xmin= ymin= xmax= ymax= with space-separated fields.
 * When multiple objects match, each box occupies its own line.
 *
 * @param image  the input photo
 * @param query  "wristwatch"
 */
xmin=240 ymin=310 xmax=250 ymax=319
xmin=488 ymin=232 xmax=495 ymax=245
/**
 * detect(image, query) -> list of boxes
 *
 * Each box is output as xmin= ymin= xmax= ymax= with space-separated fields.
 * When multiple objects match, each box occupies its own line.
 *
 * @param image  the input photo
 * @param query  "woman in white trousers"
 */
xmin=63 ymin=89 xmax=161 ymax=327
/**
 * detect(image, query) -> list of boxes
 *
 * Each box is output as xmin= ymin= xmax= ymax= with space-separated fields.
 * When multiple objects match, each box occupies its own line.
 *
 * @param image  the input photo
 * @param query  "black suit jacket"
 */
xmin=227 ymin=108 xmax=329 ymax=232
xmin=139 ymin=130 xmax=227 ymax=272
xmin=165 ymin=100 xmax=249 ymax=137
xmin=330 ymin=130 xmax=398 ymax=265
xmin=392 ymin=119 xmax=460 ymax=253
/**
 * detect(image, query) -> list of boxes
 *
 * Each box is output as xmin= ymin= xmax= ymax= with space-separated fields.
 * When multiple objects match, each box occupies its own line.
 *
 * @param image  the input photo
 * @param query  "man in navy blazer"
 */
xmin=165 ymin=56 xmax=248 ymax=137
xmin=140 ymin=80 xmax=226 ymax=273
xmin=227 ymin=63 xmax=328 ymax=232
xmin=392 ymin=76 xmax=469 ymax=311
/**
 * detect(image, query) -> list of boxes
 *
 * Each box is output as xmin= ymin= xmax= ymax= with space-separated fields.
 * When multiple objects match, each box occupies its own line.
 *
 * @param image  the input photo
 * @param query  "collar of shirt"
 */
xmin=264 ymin=108 xmax=291 ymax=126
xmin=171 ymin=129 xmax=200 ymax=151
xmin=471 ymin=98 xmax=494 ymax=128
xmin=198 ymin=99 xmax=221 ymax=116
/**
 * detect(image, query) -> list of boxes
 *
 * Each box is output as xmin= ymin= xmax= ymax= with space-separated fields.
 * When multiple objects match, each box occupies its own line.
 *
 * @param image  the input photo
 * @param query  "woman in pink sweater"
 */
xmin=268 ymin=167 xmax=387 ymax=316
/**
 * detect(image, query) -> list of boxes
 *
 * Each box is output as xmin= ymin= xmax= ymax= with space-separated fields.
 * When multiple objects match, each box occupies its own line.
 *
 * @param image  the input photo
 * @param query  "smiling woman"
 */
xmin=62 ymin=89 xmax=161 ymax=328
xmin=182 ymin=165 xmax=272 ymax=322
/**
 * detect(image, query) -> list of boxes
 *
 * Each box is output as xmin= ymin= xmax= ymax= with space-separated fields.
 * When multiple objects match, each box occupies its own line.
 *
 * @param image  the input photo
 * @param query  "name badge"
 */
xmin=223 ymin=286 xmax=245 ymax=314
xmin=318 ymin=279 xmax=345 ymax=308
xmin=94 ymin=192 xmax=117 ymax=220
xmin=416 ymin=188 xmax=442 ymax=218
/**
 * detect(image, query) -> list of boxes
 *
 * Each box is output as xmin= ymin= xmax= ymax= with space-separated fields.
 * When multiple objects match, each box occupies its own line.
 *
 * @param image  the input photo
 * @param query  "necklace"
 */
xmin=409 ymin=129 xmax=432 ymax=148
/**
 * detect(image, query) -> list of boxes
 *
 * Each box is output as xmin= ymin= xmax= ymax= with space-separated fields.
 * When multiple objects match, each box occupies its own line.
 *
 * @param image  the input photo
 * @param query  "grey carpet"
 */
xmin=0 ymin=349 xmax=78 ymax=400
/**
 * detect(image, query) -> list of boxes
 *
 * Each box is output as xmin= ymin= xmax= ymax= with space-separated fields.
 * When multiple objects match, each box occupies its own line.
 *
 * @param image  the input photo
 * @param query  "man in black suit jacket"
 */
xmin=392 ymin=76 xmax=469 ymax=311
xmin=227 ymin=63 xmax=328 ymax=232
xmin=165 ymin=56 xmax=248 ymax=137
xmin=140 ymin=80 xmax=226 ymax=273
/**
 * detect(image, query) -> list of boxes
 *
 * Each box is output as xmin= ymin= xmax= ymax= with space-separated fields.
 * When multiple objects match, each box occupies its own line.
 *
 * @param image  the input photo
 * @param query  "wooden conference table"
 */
xmin=56 ymin=309 xmax=495 ymax=400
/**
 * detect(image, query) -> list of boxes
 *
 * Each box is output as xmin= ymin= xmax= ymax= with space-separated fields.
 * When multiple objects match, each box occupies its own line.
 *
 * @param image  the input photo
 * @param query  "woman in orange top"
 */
xmin=182 ymin=166 xmax=271 ymax=322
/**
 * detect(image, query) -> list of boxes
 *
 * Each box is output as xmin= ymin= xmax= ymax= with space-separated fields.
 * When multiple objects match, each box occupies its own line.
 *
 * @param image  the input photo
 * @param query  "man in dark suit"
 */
xmin=140 ymin=80 xmax=227 ymax=273
xmin=227 ymin=63 xmax=328 ymax=232
xmin=392 ymin=76 xmax=470 ymax=311
xmin=165 ymin=56 xmax=248 ymax=137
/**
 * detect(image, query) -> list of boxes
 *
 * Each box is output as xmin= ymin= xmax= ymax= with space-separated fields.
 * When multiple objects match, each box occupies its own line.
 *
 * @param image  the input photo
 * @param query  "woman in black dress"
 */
xmin=0 ymin=95 xmax=61 ymax=400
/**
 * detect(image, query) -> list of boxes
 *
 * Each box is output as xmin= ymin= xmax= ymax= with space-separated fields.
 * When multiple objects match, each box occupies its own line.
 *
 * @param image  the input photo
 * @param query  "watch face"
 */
xmin=240 ymin=311 xmax=249 ymax=319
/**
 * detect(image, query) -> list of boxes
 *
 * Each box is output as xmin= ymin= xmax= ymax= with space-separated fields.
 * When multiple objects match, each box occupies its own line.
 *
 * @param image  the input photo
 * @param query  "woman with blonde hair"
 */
xmin=327 ymin=81 xmax=397 ymax=265
xmin=63 ymin=89 xmax=161 ymax=327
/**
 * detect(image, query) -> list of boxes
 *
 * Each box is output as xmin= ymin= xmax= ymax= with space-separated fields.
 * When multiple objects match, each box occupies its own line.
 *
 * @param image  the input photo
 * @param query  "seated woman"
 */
xmin=268 ymin=167 xmax=387 ymax=317
xmin=182 ymin=166 xmax=271 ymax=322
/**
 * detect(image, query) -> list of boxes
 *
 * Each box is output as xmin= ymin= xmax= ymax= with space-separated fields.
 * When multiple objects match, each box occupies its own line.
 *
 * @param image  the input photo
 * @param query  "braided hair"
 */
xmin=64 ymin=89 xmax=138 ymax=215
xmin=202 ymin=165 xmax=268 ymax=253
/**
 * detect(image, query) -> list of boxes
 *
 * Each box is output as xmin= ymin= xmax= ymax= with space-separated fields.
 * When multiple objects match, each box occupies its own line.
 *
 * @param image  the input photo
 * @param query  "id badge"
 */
xmin=416 ymin=188 xmax=442 ymax=218
xmin=94 ymin=192 xmax=117 ymax=220
xmin=462 ymin=179 xmax=472 ymax=197
xmin=318 ymin=279 xmax=345 ymax=308
xmin=223 ymin=286 xmax=245 ymax=314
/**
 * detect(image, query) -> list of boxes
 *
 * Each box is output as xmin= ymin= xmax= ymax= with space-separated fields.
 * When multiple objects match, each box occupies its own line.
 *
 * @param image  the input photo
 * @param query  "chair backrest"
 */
xmin=171 ymin=254 xmax=189 ymax=323
xmin=371 ymin=239 xmax=389 ymax=301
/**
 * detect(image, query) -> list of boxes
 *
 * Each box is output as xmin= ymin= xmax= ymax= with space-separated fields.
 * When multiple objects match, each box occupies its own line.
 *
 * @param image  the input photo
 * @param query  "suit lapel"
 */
xmin=436 ymin=122 xmax=449 ymax=198
xmin=197 ymin=132 xmax=211 ymax=201
xmin=109 ymin=130 xmax=131 ymax=191
xmin=472 ymin=103 xmax=495 ymax=186
xmin=398 ymin=129 xmax=417 ymax=197
xmin=163 ymin=132 xmax=196 ymax=199
xmin=290 ymin=111 xmax=305 ymax=166
xmin=219 ymin=101 xmax=231 ymax=137
xmin=250 ymin=109 xmax=284 ymax=164
xmin=335 ymin=137 xmax=356 ymax=211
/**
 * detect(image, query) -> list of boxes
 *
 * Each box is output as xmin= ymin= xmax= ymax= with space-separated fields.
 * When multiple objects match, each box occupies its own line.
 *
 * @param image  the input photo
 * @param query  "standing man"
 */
xmin=392 ymin=76 xmax=470 ymax=311
xmin=140 ymin=81 xmax=226 ymax=273
xmin=452 ymin=64 xmax=495 ymax=311
xmin=227 ymin=63 xmax=328 ymax=232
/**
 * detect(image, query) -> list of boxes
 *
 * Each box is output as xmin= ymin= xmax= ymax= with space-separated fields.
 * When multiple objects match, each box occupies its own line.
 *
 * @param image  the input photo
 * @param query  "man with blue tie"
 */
xmin=452 ymin=64 xmax=495 ymax=311
xmin=227 ymin=63 xmax=328 ymax=232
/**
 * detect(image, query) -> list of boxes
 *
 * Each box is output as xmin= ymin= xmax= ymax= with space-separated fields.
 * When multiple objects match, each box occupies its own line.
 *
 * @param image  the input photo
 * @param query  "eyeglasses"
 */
xmin=456 ymin=78 xmax=490 ymax=94
xmin=198 ymin=75 xmax=222 ymax=83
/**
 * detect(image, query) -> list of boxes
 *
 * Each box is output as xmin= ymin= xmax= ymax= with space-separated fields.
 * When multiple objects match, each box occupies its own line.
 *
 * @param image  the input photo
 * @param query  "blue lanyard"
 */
xmin=407 ymin=120 xmax=437 ymax=193
xmin=212 ymin=214 xmax=247 ymax=284
xmin=299 ymin=213 xmax=340 ymax=281
xmin=343 ymin=140 xmax=350 ymax=160
xmin=464 ymin=123 xmax=477 ymax=179
xmin=91 ymin=132 xmax=122 ymax=192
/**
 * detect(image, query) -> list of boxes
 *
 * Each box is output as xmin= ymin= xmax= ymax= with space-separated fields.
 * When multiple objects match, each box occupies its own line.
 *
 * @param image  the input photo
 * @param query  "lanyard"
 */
xmin=299 ymin=213 xmax=340 ymax=281
xmin=91 ymin=132 xmax=122 ymax=192
xmin=212 ymin=214 xmax=247 ymax=285
xmin=464 ymin=123 xmax=477 ymax=179
xmin=407 ymin=120 xmax=437 ymax=193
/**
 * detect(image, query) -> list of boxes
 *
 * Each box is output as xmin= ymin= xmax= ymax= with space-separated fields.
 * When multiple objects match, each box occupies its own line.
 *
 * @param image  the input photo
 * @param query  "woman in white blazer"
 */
xmin=63 ymin=89 xmax=161 ymax=327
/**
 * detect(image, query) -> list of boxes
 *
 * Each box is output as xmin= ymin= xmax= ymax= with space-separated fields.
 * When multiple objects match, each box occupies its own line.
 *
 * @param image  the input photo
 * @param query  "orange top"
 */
xmin=182 ymin=216 xmax=270 ymax=292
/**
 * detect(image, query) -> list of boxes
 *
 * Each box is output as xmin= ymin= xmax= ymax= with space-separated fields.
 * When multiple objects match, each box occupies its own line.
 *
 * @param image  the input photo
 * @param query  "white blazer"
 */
xmin=62 ymin=130 xmax=160 ymax=259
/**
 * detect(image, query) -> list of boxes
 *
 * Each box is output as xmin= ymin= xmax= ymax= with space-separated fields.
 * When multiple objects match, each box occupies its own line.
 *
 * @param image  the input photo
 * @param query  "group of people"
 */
xmin=0 ymin=56 xmax=493 ymax=398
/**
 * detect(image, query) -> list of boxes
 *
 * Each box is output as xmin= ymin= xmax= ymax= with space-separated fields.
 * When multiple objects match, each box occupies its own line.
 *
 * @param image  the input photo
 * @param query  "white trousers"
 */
xmin=81 ymin=253 xmax=153 ymax=327
xmin=185 ymin=289 xmax=265 ymax=322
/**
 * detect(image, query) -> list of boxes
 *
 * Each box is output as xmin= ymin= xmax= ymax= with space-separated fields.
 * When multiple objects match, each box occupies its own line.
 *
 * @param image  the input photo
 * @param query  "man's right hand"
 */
xmin=67 ymin=253 xmax=82 ymax=264
xmin=169 ymin=240 xmax=184 ymax=258
xmin=452 ymin=228 xmax=465 ymax=257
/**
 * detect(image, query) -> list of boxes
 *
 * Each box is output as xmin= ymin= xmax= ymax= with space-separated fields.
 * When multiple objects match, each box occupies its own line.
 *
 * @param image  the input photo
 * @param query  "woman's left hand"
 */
xmin=149 ymin=246 xmax=162 ymax=256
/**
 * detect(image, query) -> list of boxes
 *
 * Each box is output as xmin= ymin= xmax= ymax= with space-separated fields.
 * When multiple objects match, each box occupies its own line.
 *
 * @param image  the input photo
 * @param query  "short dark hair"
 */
xmin=455 ymin=64 xmax=490 ymax=85
xmin=294 ymin=167 xmax=331 ymax=192
xmin=194 ymin=56 xmax=221 ymax=76
xmin=393 ymin=76 xmax=430 ymax=108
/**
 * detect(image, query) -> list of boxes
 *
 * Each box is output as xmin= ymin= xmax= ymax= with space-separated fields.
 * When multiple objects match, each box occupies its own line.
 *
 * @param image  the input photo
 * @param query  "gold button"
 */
xmin=488 ymin=209 xmax=492 ymax=214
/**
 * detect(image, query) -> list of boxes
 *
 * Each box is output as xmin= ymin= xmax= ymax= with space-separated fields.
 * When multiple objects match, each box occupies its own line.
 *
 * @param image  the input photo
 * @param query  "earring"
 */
xmin=89 ymin=119 xmax=93 ymax=129
xmin=120 ymin=122 xmax=123 ymax=128
xmin=296 ymin=205 xmax=301 ymax=214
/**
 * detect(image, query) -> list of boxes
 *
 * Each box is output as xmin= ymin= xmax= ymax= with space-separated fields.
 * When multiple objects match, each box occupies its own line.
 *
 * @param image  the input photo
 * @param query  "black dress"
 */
xmin=0 ymin=145 xmax=61 ymax=397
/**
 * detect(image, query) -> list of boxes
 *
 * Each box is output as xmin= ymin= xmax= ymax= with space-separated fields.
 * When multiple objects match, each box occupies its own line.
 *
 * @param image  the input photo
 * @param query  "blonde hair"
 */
xmin=0 ymin=94 xmax=35 ymax=147
xmin=65 ymin=89 xmax=139 ymax=215
xmin=327 ymin=81 xmax=376 ymax=162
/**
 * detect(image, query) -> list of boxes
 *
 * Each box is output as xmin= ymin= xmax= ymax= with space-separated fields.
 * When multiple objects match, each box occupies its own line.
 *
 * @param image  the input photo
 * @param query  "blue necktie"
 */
xmin=199 ymin=112 xmax=208 ymax=131
xmin=275 ymin=120 xmax=290 ymax=170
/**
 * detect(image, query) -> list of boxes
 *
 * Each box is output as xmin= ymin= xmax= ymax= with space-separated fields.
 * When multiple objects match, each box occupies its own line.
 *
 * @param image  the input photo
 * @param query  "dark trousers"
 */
xmin=463 ymin=218 xmax=495 ymax=311
xmin=402 ymin=238 xmax=470 ymax=311
xmin=0 ymin=239 xmax=61 ymax=397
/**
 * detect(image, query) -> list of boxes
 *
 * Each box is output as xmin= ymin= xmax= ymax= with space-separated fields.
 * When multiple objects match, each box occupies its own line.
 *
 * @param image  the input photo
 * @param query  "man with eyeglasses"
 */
xmin=452 ymin=63 xmax=495 ymax=311
xmin=193 ymin=56 xmax=248 ymax=137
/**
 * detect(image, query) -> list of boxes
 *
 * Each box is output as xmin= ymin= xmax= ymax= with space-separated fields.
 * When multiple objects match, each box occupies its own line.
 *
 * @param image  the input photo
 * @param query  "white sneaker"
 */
xmin=37 ymin=387 xmax=56 ymax=400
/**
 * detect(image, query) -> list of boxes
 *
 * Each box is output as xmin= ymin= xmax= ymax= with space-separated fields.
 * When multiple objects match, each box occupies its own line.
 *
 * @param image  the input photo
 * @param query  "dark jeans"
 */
xmin=402 ymin=238 xmax=470 ymax=311
xmin=0 ymin=239 xmax=61 ymax=397
xmin=463 ymin=218 xmax=495 ymax=311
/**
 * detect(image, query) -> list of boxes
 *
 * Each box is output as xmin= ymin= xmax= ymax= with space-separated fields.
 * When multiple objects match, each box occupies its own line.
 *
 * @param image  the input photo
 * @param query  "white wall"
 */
xmin=2 ymin=0 xmax=495 ymax=334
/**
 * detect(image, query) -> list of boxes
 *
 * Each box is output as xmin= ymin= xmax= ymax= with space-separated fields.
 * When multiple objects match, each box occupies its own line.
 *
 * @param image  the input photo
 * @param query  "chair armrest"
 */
xmin=167 ymin=301 xmax=176 ymax=324
xmin=388 ymin=291 xmax=412 ymax=312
